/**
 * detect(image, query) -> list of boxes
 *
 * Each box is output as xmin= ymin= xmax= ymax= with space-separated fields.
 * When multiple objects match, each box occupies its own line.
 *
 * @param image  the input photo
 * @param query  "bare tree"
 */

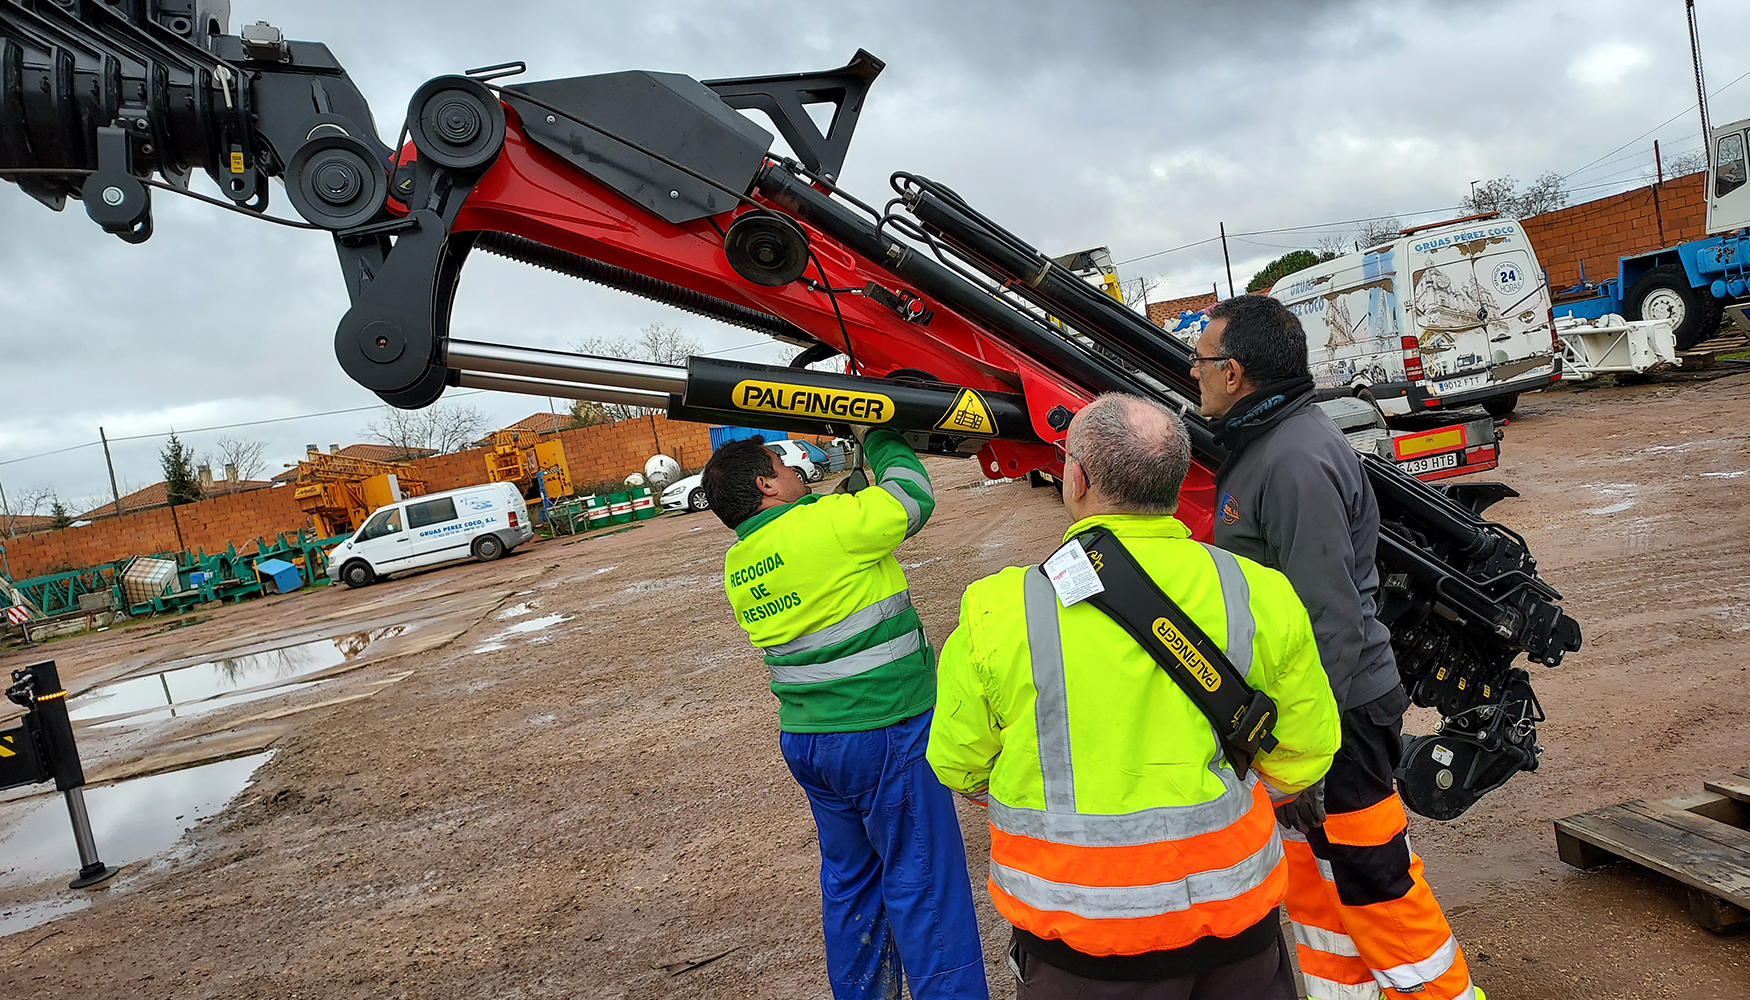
xmin=200 ymin=436 xmax=268 ymax=482
xmin=1315 ymin=234 xmax=1350 ymax=258
xmin=1462 ymin=173 xmax=1568 ymax=218
xmin=3 ymin=484 xmax=57 ymax=536
xmin=574 ymin=322 xmax=703 ymax=419
xmin=777 ymin=343 xmax=848 ymax=373
xmin=362 ymin=402 xmax=488 ymax=456
xmin=1356 ymin=216 xmax=1404 ymax=249
xmin=1650 ymin=148 xmax=1707 ymax=182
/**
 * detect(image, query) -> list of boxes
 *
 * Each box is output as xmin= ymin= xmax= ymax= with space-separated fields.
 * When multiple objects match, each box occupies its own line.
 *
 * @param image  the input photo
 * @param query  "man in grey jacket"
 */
xmin=1193 ymin=295 xmax=1480 ymax=1000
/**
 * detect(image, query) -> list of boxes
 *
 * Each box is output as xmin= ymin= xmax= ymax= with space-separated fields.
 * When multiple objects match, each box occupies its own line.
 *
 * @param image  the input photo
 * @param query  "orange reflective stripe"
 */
xmin=1295 ymin=942 xmax=1376 ymax=987
xmin=1322 ymin=792 xmax=1408 ymax=846
xmin=989 ymin=863 xmax=1286 ymax=956
xmin=989 ymin=783 xmax=1278 ymax=886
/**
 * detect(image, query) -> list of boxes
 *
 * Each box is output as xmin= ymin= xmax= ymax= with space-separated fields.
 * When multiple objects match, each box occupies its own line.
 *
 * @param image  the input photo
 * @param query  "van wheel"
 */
xmin=1482 ymin=393 xmax=1519 ymax=417
xmin=340 ymin=561 xmax=375 ymax=589
xmin=472 ymin=536 xmax=505 ymax=562
xmin=688 ymin=489 xmax=710 ymax=512
xmin=1627 ymin=264 xmax=1722 ymax=351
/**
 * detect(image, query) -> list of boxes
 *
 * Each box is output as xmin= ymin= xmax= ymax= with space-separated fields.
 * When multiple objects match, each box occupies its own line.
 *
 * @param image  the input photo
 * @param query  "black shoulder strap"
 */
xmin=1065 ymin=527 xmax=1278 ymax=774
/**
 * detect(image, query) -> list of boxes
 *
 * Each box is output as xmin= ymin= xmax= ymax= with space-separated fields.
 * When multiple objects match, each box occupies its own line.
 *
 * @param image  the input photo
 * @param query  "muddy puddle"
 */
xmin=69 ymin=626 xmax=406 ymax=727
xmin=0 ymin=751 xmax=273 ymax=935
xmin=474 ymin=613 xmax=571 ymax=653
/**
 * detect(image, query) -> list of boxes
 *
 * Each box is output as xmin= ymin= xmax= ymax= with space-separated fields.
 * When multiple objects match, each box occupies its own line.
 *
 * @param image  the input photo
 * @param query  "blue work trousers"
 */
xmin=779 ymin=709 xmax=990 ymax=1000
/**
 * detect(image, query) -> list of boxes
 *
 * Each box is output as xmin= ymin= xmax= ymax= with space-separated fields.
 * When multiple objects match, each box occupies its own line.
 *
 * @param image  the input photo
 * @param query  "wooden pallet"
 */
xmin=1554 ymin=774 xmax=1750 ymax=932
xmin=1680 ymin=332 xmax=1750 ymax=369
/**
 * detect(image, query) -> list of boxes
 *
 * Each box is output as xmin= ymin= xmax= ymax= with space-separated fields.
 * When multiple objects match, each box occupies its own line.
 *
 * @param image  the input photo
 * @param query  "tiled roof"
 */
xmin=474 ymin=411 xmax=568 ymax=447
xmin=270 ymin=443 xmax=441 ymax=481
xmin=78 ymin=478 xmax=275 ymax=519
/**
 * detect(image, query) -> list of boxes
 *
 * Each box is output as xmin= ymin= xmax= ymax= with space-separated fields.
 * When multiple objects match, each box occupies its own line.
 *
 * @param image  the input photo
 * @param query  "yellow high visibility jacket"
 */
xmin=724 ymin=430 xmax=938 ymax=732
xmin=927 ymin=512 xmax=1340 ymax=957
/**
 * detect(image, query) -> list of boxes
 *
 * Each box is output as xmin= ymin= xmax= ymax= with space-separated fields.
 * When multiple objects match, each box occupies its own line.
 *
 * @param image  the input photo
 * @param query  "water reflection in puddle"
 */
xmin=0 ymin=896 xmax=90 ymax=939
xmin=474 ymin=613 xmax=572 ymax=653
xmin=0 ymin=752 xmax=273 ymax=891
xmin=70 ymin=626 xmax=405 ymax=724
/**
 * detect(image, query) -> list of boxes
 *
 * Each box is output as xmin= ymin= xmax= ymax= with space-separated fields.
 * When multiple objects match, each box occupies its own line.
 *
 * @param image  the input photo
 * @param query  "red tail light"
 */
xmin=509 ymin=511 xmax=519 ymax=528
xmin=1401 ymin=335 xmax=1424 ymax=382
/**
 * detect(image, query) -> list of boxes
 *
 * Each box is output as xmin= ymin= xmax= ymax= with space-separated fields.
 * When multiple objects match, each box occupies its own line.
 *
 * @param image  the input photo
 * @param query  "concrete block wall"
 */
xmin=1521 ymin=171 xmax=1708 ymax=292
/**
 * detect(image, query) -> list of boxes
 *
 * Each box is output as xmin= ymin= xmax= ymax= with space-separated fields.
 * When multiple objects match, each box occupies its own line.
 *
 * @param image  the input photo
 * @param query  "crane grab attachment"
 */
xmin=0 ymin=1 xmax=1581 ymax=817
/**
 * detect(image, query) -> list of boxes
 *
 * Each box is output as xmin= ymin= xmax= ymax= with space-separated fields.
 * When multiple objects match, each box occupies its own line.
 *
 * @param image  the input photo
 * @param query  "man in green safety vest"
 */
xmin=702 ymin=432 xmax=989 ymax=1000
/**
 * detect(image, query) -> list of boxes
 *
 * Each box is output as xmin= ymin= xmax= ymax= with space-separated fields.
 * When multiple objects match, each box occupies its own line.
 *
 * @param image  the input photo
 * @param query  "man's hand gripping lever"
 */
xmin=332 ymin=76 xmax=506 ymax=409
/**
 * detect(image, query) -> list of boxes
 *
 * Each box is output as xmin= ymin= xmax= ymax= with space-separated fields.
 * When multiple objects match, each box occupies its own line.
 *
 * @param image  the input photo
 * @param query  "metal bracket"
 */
xmin=703 ymin=49 xmax=884 ymax=182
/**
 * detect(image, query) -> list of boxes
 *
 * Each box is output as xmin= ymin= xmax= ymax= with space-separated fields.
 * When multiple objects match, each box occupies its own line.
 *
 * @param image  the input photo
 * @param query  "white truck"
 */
xmin=1268 ymin=214 xmax=1560 ymax=417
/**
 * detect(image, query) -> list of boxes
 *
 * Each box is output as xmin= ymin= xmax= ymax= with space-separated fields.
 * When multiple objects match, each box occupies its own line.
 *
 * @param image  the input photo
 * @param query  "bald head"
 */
xmin=1065 ymin=393 xmax=1191 ymax=515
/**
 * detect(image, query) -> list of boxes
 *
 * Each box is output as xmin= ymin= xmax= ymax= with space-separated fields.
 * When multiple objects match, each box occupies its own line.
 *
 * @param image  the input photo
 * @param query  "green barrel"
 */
xmin=607 ymin=491 xmax=634 ymax=525
xmin=631 ymin=486 xmax=658 ymax=520
xmin=584 ymin=495 xmax=611 ymax=530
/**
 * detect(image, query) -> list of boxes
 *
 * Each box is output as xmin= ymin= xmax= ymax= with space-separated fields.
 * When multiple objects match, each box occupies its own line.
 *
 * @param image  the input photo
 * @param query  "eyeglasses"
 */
xmin=1052 ymin=439 xmax=1094 ymax=489
xmin=1189 ymin=355 xmax=1232 ymax=369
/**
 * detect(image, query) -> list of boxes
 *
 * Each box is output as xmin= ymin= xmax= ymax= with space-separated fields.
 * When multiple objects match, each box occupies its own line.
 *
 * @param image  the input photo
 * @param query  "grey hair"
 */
xmin=1067 ymin=393 xmax=1192 ymax=513
xmin=1207 ymin=295 xmax=1309 ymax=385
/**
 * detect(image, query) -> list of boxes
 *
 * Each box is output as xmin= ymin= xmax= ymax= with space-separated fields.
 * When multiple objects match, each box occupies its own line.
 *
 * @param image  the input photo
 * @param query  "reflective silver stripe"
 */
xmin=1201 ymin=543 xmax=1254 ymax=678
xmin=1301 ymin=974 xmax=1383 ymax=1000
xmin=765 ymin=590 xmax=914 ymax=656
xmin=767 ymin=628 xmax=922 ymax=684
xmin=1023 ymin=569 xmax=1075 ymax=813
xmin=1372 ymin=935 xmax=1459 ymax=991
xmin=1293 ymin=921 xmax=1362 ymax=958
xmin=1279 ymin=824 xmax=1310 ymax=844
xmin=989 ymin=828 xmax=1282 ymax=919
xmin=988 ymin=769 xmax=1254 ymax=847
xmin=1315 ymin=856 xmax=1336 ymax=882
xmin=880 ymin=481 xmax=923 ymax=536
xmin=878 ymin=465 xmax=933 ymax=497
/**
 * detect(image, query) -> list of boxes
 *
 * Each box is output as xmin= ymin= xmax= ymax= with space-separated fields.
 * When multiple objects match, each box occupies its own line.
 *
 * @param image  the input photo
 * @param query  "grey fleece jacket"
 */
xmin=1211 ymin=394 xmax=1401 ymax=711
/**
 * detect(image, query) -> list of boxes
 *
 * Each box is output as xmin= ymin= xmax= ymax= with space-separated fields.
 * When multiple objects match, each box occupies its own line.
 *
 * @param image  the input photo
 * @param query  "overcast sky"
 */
xmin=3 ymin=0 xmax=1746 ymax=514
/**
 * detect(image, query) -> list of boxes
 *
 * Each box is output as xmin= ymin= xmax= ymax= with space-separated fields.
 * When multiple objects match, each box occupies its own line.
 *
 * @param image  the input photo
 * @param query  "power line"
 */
xmin=1562 ymin=66 xmax=1750 ymax=180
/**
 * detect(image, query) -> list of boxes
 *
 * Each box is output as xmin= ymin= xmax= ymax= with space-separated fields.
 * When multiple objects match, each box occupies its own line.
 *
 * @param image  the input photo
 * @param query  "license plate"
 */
xmin=1398 ymin=451 xmax=1460 ymax=476
xmin=1432 ymin=373 xmax=1487 ymax=394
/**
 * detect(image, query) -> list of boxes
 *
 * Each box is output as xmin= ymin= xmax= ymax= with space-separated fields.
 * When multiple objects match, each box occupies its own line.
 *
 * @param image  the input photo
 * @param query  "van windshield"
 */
xmin=359 ymin=508 xmax=403 ymax=541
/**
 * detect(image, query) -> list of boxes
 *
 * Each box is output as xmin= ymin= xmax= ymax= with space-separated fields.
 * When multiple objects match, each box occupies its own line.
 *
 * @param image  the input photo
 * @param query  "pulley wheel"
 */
xmin=373 ymin=366 xmax=452 ymax=410
xmin=725 ymin=211 xmax=811 ymax=286
xmin=285 ymin=134 xmax=388 ymax=230
xmin=407 ymin=76 xmax=506 ymax=172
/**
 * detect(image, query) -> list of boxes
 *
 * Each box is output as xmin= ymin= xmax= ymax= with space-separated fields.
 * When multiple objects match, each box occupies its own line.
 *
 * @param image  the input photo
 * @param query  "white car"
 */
xmin=661 ymin=443 xmax=816 ymax=514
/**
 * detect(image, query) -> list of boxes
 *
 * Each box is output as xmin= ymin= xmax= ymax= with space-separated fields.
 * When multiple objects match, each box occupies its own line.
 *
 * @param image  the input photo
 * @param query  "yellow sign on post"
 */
xmin=935 ymin=388 xmax=997 ymax=436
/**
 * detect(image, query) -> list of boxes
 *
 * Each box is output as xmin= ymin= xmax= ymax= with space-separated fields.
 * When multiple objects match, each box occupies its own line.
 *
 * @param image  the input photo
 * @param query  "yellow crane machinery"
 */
xmin=292 ymin=453 xmax=429 ymax=538
xmin=484 ymin=430 xmax=573 ymax=502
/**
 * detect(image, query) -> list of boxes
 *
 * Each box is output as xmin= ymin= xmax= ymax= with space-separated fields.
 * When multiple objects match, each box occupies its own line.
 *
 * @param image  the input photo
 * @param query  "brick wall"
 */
xmin=1 ymin=485 xmax=312 ymax=580
xmin=1 ymin=417 xmax=724 ymax=581
xmin=1522 ymin=171 xmax=1708 ymax=291
xmin=1147 ymin=291 xmax=1220 ymax=327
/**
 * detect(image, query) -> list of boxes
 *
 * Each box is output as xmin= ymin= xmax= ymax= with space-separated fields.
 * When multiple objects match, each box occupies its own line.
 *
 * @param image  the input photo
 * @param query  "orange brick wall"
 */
xmin=1 ymin=417 xmax=732 ymax=581
xmin=1522 ymin=171 xmax=1708 ymax=291
xmin=1 ymin=486 xmax=313 ymax=580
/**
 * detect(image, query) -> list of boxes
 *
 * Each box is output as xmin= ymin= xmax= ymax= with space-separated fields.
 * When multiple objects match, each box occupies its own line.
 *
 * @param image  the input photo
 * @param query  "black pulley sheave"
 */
xmin=285 ymin=133 xmax=388 ymax=229
xmin=407 ymin=76 xmax=506 ymax=171
xmin=725 ymin=210 xmax=811 ymax=286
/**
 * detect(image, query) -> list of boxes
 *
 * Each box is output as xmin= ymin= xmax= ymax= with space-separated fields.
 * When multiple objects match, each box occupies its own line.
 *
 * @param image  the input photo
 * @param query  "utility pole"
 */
xmin=1219 ymin=222 xmax=1235 ymax=298
xmin=1653 ymin=139 xmax=1667 ymax=246
xmin=1470 ymin=179 xmax=1481 ymax=203
xmin=99 ymin=426 xmax=124 ymax=519
xmin=0 ymin=477 xmax=13 ymax=540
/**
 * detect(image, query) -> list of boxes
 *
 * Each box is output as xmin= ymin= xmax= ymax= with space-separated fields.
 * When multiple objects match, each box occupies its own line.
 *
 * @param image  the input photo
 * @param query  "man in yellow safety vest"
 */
xmin=927 ymin=393 xmax=1341 ymax=999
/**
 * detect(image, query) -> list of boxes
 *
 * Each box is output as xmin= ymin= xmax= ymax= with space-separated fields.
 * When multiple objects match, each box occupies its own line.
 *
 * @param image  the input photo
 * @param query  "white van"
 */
xmin=327 ymin=482 xmax=534 ymax=588
xmin=1269 ymin=215 xmax=1559 ymax=417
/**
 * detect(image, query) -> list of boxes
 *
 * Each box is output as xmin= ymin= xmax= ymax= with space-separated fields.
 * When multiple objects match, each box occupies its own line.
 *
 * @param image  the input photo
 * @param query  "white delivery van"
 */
xmin=1269 ymin=215 xmax=1559 ymax=417
xmin=327 ymin=481 xmax=534 ymax=589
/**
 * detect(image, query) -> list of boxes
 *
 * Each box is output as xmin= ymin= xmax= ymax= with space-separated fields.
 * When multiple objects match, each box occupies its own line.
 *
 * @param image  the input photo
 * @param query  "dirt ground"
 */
xmin=3 ymin=370 xmax=1750 ymax=999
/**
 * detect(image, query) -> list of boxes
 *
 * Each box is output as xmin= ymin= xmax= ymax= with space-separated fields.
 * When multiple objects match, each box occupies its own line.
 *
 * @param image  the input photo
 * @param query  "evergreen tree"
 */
xmin=1248 ymin=250 xmax=1330 ymax=293
xmin=48 ymin=499 xmax=72 ymax=530
xmin=161 ymin=432 xmax=202 ymax=506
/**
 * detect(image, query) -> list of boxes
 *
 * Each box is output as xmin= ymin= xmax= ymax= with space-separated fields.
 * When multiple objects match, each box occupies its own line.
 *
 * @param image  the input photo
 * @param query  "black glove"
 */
xmin=1274 ymin=778 xmax=1326 ymax=834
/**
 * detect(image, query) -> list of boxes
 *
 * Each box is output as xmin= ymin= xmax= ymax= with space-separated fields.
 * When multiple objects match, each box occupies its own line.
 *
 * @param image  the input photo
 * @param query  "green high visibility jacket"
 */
xmin=928 ymin=512 xmax=1340 ymax=809
xmin=724 ymin=430 xmax=937 ymax=733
